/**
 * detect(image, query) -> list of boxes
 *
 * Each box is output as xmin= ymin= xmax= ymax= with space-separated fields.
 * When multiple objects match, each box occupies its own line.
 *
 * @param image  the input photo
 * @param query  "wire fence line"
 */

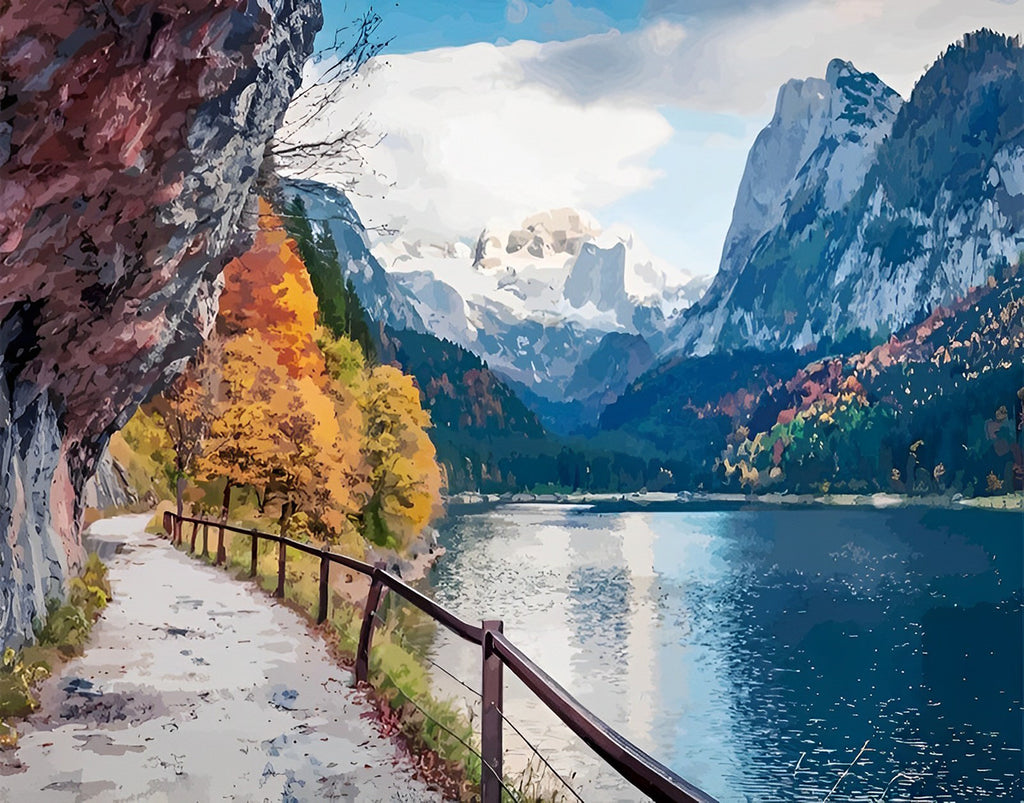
xmin=373 ymin=663 xmax=521 ymax=802
xmin=370 ymin=607 xmax=483 ymax=700
xmin=372 ymin=605 xmax=585 ymax=802
xmin=496 ymin=702 xmax=587 ymax=803
xmin=162 ymin=511 xmax=717 ymax=803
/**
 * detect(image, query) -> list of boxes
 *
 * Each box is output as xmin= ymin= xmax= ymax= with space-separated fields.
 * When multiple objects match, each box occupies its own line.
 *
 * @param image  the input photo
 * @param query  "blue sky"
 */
xmin=309 ymin=1 xmax=1023 ymax=279
xmin=318 ymin=1 xmax=644 ymax=54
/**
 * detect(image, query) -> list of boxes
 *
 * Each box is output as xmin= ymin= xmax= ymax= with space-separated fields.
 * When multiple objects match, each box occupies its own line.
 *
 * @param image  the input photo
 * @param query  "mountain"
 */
xmin=275 ymin=188 xmax=555 ymax=492
xmin=597 ymin=30 xmax=1024 ymax=495
xmin=564 ymin=332 xmax=655 ymax=419
xmin=277 ymin=179 xmax=710 ymax=422
xmin=278 ymin=178 xmax=425 ymax=332
xmin=373 ymin=208 xmax=709 ymax=400
xmin=670 ymin=31 xmax=1024 ymax=357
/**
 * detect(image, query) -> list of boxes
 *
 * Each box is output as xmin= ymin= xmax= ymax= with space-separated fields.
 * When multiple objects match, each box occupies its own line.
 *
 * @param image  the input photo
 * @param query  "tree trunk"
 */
xmin=175 ymin=466 xmax=186 ymax=543
xmin=278 ymin=498 xmax=293 ymax=536
xmin=221 ymin=480 xmax=233 ymax=522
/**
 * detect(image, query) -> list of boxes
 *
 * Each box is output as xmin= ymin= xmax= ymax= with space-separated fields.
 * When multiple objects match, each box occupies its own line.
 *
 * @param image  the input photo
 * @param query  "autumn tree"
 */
xmin=197 ymin=201 xmax=368 ymax=537
xmin=147 ymin=337 xmax=223 ymax=525
xmin=359 ymin=364 xmax=442 ymax=549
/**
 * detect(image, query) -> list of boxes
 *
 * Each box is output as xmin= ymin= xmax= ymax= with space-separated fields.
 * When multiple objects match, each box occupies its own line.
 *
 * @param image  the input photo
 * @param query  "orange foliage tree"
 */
xmin=196 ymin=202 xmax=368 ymax=537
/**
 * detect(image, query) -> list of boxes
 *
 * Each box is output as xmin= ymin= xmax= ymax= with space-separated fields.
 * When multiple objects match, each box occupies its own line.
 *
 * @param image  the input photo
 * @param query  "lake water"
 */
xmin=417 ymin=504 xmax=1023 ymax=802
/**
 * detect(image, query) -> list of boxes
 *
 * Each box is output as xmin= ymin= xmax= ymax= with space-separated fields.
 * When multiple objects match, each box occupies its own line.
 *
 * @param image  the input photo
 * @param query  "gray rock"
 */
xmin=0 ymin=0 xmax=322 ymax=647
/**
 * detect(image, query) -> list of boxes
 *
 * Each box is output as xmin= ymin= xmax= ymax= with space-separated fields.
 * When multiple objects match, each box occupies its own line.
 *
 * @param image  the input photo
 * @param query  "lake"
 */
xmin=416 ymin=504 xmax=1023 ymax=802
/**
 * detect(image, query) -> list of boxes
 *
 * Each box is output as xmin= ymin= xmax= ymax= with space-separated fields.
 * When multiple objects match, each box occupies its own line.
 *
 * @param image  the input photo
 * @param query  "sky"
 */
xmin=302 ymin=1 xmax=1024 ymax=279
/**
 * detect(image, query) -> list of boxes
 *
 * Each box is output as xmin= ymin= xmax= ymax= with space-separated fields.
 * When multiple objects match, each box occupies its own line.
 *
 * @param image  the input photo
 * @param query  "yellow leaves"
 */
xmin=360 ymin=365 xmax=442 ymax=547
xmin=163 ymin=198 xmax=442 ymax=552
xmin=200 ymin=327 xmax=366 ymax=521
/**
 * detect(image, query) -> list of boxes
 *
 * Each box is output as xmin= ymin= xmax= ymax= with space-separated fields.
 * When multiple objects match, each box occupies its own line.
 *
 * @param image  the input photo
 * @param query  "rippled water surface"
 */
xmin=419 ymin=505 xmax=1023 ymax=802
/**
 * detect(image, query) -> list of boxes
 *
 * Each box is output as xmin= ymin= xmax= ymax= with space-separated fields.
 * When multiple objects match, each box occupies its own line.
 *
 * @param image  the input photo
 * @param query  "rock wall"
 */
xmin=82 ymin=447 xmax=137 ymax=512
xmin=0 ymin=0 xmax=321 ymax=646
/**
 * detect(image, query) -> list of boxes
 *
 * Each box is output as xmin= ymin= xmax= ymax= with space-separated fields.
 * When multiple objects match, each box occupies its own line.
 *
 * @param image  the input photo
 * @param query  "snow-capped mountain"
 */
xmin=375 ymin=208 xmax=708 ymax=397
xmin=278 ymin=175 xmax=707 ymax=416
xmin=669 ymin=32 xmax=1024 ymax=356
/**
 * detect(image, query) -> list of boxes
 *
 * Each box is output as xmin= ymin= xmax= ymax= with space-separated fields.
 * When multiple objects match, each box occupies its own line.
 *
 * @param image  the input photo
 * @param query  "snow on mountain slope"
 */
xmin=670 ymin=57 xmax=903 ymax=355
xmin=374 ymin=208 xmax=708 ymax=397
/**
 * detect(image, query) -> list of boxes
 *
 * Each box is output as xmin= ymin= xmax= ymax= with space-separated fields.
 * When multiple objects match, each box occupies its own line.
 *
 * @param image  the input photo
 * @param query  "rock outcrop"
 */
xmin=0 ymin=0 xmax=321 ymax=646
xmin=670 ymin=31 xmax=1024 ymax=357
xmin=670 ymin=57 xmax=902 ymax=355
xmin=82 ymin=448 xmax=137 ymax=511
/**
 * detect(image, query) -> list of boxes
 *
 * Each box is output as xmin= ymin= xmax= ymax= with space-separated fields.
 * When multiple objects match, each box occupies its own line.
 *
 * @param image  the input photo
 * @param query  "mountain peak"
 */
xmin=772 ymin=76 xmax=830 ymax=127
xmin=825 ymin=57 xmax=857 ymax=84
xmin=669 ymin=31 xmax=1024 ymax=358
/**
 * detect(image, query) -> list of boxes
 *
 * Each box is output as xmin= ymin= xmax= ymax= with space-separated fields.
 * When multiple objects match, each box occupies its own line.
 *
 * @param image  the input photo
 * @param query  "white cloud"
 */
xmin=285 ymin=40 xmax=673 ymax=242
xmin=527 ymin=0 xmax=1024 ymax=113
xmin=283 ymin=0 xmax=1023 ymax=276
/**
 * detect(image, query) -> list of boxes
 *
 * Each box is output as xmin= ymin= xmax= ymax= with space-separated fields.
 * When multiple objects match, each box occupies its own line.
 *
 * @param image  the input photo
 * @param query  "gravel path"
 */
xmin=0 ymin=514 xmax=442 ymax=802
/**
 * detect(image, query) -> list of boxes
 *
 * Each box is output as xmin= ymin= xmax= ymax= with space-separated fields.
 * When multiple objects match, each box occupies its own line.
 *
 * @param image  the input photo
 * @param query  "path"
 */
xmin=0 ymin=514 xmax=442 ymax=802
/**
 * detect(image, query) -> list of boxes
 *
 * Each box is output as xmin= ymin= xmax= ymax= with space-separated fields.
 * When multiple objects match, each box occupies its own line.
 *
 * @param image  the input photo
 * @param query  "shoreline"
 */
xmin=444 ymin=489 xmax=1024 ymax=513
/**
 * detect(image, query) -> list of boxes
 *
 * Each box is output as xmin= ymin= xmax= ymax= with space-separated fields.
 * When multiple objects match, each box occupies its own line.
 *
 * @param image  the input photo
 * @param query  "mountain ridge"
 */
xmin=669 ymin=29 xmax=1024 ymax=358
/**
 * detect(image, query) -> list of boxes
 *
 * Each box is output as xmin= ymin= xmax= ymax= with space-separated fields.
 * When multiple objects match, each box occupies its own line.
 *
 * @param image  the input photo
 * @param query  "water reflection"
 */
xmin=425 ymin=506 xmax=1023 ymax=801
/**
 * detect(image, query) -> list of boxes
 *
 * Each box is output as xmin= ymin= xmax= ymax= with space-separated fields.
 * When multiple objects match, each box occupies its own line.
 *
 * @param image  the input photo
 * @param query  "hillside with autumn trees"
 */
xmin=602 ymin=258 xmax=1024 ymax=497
xmin=116 ymin=201 xmax=441 ymax=555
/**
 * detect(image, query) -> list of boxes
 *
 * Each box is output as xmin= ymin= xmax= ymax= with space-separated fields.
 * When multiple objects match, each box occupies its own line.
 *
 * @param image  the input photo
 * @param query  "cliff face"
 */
xmin=671 ymin=58 xmax=902 ymax=355
xmin=669 ymin=31 xmax=1024 ymax=357
xmin=0 ymin=0 xmax=321 ymax=646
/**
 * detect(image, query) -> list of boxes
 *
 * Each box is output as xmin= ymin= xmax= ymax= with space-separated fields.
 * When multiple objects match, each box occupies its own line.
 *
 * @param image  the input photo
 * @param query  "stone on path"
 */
xmin=0 ymin=514 xmax=442 ymax=802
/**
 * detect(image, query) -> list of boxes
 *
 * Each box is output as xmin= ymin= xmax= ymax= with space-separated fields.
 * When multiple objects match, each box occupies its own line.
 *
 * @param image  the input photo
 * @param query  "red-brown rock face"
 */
xmin=0 ymin=0 xmax=321 ymax=645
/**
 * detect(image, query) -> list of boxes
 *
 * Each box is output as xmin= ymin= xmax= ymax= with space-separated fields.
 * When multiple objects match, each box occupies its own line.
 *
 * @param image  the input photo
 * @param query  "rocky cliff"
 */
xmin=670 ymin=31 xmax=1024 ymax=356
xmin=0 ymin=0 xmax=320 ymax=646
xmin=670 ymin=57 xmax=903 ymax=354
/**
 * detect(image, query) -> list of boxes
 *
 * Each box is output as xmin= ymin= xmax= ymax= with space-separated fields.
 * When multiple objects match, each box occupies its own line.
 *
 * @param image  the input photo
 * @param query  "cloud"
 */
xmin=506 ymin=0 xmax=528 ymax=24
xmin=286 ymin=40 xmax=673 ymax=242
xmin=284 ymin=0 xmax=1023 ymax=275
xmin=528 ymin=0 xmax=1024 ymax=113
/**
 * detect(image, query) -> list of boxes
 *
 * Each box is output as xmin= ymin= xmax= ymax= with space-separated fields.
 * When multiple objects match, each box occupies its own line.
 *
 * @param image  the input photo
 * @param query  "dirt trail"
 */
xmin=0 ymin=514 xmax=442 ymax=802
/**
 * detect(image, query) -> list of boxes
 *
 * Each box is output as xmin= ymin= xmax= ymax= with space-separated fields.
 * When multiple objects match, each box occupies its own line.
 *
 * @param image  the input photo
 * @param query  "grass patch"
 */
xmin=0 ymin=553 xmax=111 ymax=750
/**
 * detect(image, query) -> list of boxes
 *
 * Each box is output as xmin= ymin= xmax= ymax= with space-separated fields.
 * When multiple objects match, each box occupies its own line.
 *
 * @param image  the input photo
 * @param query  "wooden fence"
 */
xmin=162 ymin=511 xmax=716 ymax=803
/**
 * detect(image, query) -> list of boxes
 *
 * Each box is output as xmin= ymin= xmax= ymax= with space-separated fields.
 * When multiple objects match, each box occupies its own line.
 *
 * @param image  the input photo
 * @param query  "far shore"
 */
xmin=444 ymin=489 xmax=1024 ymax=513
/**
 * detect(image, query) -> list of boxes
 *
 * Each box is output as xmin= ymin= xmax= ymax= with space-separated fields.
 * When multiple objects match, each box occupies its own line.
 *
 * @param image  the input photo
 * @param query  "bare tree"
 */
xmin=269 ymin=11 xmax=390 ymax=189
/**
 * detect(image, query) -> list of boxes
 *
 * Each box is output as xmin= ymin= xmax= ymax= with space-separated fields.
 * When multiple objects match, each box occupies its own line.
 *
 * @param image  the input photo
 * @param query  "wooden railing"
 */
xmin=162 ymin=511 xmax=717 ymax=803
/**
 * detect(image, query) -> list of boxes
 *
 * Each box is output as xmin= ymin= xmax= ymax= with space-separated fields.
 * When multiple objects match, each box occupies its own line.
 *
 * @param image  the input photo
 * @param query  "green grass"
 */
xmin=0 ymin=553 xmax=111 ymax=749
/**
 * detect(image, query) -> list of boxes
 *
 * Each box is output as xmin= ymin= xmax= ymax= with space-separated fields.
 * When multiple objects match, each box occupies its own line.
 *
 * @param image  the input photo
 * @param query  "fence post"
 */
xmin=216 ymin=523 xmax=226 ymax=566
xmin=202 ymin=522 xmax=209 ymax=559
xmin=250 ymin=532 xmax=259 ymax=578
xmin=162 ymin=511 xmax=173 ymax=538
xmin=275 ymin=539 xmax=286 ymax=598
xmin=355 ymin=562 xmax=388 ymax=684
xmin=188 ymin=520 xmax=198 ymax=550
xmin=481 ymin=620 xmax=504 ymax=803
xmin=317 ymin=551 xmax=330 ymax=625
